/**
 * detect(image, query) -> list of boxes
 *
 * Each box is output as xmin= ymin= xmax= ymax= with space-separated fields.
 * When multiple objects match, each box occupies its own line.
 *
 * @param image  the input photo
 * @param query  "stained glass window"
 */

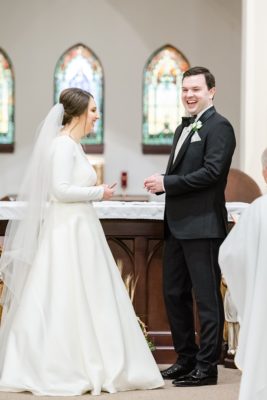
xmin=54 ymin=44 xmax=104 ymax=153
xmin=142 ymin=45 xmax=190 ymax=153
xmin=0 ymin=49 xmax=15 ymax=152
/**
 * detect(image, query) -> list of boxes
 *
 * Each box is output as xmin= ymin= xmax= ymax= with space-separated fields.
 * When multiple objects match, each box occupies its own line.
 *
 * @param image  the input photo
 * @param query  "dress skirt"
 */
xmin=0 ymin=202 xmax=164 ymax=396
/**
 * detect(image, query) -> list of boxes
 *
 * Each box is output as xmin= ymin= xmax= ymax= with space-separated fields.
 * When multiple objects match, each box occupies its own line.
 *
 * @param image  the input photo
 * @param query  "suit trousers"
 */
xmin=163 ymin=228 xmax=224 ymax=371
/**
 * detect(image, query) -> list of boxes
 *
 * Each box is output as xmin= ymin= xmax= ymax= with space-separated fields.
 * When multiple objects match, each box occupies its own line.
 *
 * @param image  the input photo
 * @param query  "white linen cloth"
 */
xmin=0 ymin=135 xmax=164 ymax=396
xmin=0 ymin=201 xmax=248 ymax=222
xmin=219 ymin=194 xmax=267 ymax=400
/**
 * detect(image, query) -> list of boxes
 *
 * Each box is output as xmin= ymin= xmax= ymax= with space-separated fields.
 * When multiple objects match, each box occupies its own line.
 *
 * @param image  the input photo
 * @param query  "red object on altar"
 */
xmin=121 ymin=171 xmax=128 ymax=190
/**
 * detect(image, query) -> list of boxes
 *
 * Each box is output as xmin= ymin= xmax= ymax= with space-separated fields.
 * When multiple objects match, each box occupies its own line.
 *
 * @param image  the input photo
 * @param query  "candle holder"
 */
xmin=120 ymin=171 xmax=128 ymax=200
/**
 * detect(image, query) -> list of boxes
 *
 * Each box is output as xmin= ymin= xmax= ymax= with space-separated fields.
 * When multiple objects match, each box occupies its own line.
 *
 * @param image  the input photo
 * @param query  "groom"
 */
xmin=144 ymin=66 xmax=236 ymax=387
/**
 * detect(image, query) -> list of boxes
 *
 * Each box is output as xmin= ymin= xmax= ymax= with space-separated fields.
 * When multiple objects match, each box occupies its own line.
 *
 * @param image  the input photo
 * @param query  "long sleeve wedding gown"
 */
xmin=0 ymin=135 xmax=164 ymax=396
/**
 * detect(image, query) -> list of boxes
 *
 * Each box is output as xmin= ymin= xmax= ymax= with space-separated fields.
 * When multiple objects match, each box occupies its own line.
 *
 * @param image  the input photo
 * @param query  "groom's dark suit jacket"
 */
xmin=163 ymin=106 xmax=236 ymax=239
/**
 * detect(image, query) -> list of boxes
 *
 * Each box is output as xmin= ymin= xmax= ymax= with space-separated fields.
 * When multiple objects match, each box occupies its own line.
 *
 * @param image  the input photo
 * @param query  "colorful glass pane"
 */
xmin=54 ymin=44 xmax=104 ymax=146
xmin=0 ymin=49 xmax=14 ymax=145
xmin=143 ymin=45 xmax=190 ymax=146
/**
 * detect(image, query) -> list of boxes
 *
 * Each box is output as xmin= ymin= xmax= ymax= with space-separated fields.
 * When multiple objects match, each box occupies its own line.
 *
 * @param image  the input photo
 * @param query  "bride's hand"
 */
xmin=102 ymin=184 xmax=116 ymax=200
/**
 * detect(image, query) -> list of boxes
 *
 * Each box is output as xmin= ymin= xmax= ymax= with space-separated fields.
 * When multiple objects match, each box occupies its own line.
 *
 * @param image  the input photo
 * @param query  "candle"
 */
xmin=121 ymin=171 xmax=128 ymax=191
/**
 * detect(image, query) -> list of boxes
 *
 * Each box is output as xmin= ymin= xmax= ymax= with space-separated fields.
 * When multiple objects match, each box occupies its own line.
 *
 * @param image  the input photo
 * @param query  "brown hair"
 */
xmin=59 ymin=88 xmax=93 ymax=125
xmin=182 ymin=66 xmax=215 ymax=89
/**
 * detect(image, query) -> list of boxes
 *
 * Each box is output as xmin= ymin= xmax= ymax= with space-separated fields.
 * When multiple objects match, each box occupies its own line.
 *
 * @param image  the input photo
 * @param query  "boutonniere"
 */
xmin=191 ymin=120 xmax=202 ymax=132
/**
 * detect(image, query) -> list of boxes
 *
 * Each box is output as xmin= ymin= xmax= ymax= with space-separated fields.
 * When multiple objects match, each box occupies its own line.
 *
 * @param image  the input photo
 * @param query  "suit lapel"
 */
xmin=166 ymin=126 xmax=183 ymax=174
xmin=198 ymin=106 xmax=216 ymax=125
xmin=169 ymin=106 xmax=216 ymax=173
xmin=170 ymin=129 xmax=195 ymax=171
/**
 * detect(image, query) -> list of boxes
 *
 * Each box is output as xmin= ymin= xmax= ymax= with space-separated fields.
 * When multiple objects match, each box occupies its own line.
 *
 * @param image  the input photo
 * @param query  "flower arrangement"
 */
xmin=117 ymin=259 xmax=155 ymax=351
xmin=191 ymin=120 xmax=202 ymax=132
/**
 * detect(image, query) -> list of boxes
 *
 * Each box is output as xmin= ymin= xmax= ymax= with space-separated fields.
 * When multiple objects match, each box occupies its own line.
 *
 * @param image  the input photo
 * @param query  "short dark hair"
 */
xmin=59 ymin=87 xmax=94 ymax=126
xmin=182 ymin=66 xmax=215 ymax=89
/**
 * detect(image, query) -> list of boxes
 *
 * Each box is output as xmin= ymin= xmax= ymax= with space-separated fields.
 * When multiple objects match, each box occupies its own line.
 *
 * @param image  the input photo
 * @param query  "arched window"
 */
xmin=54 ymin=44 xmax=104 ymax=153
xmin=142 ymin=45 xmax=190 ymax=154
xmin=0 ymin=48 xmax=15 ymax=153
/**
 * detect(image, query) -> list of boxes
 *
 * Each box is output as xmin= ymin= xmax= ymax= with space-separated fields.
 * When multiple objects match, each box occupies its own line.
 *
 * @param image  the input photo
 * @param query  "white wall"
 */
xmin=241 ymin=0 xmax=267 ymax=191
xmin=0 ymin=0 xmax=241 ymax=198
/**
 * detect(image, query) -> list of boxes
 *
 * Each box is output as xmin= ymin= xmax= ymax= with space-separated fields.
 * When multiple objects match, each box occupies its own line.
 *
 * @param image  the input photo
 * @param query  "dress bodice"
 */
xmin=50 ymin=135 xmax=103 ymax=203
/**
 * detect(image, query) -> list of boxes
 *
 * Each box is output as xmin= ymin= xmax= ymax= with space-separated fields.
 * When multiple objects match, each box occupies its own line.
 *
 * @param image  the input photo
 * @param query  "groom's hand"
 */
xmin=144 ymin=173 xmax=164 ymax=194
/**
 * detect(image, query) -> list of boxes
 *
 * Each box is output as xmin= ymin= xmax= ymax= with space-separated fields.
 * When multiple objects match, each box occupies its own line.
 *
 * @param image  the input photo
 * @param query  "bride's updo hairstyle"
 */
xmin=59 ymin=88 xmax=94 ymax=126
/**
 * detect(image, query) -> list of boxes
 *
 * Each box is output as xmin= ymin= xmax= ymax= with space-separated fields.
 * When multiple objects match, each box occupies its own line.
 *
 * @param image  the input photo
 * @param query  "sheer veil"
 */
xmin=0 ymin=104 xmax=64 ymax=316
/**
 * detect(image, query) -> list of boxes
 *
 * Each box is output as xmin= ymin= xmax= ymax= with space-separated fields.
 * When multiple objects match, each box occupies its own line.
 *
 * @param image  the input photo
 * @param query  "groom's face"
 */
xmin=182 ymin=74 xmax=216 ymax=116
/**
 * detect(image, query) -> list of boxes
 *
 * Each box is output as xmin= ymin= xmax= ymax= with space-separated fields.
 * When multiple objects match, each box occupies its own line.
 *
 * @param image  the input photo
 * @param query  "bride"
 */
xmin=0 ymin=88 xmax=164 ymax=396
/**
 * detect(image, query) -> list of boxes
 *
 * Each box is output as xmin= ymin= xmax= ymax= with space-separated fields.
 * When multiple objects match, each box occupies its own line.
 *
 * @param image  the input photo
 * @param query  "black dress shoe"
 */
xmin=173 ymin=368 xmax=218 ymax=387
xmin=161 ymin=363 xmax=195 ymax=380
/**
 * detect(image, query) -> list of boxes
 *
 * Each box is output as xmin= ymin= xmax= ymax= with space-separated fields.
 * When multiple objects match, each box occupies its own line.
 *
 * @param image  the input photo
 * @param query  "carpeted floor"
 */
xmin=0 ymin=366 xmax=241 ymax=400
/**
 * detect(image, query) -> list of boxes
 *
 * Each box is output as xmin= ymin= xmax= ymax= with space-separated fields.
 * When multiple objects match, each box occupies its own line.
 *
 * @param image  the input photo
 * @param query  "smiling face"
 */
xmin=182 ymin=74 xmax=216 ymax=116
xmin=85 ymin=97 xmax=99 ymax=133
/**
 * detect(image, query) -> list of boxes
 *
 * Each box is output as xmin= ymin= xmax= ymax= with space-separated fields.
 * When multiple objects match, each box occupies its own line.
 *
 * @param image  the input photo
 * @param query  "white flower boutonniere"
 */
xmin=191 ymin=120 xmax=202 ymax=132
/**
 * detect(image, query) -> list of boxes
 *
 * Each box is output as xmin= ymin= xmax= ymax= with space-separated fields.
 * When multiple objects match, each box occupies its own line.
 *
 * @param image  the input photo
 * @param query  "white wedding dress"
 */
xmin=0 ymin=135 xmax=164 ymax=396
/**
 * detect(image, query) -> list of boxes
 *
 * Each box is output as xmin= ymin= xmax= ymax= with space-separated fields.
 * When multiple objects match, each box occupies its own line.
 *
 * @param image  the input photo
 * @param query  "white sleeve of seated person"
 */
xmin=219 ymin=196 xmax=265 ymax=363
xmin=220 ymin=196 xmax=267 ymax=400
xmin=51 ymin=138 xmax=104 ymax=202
